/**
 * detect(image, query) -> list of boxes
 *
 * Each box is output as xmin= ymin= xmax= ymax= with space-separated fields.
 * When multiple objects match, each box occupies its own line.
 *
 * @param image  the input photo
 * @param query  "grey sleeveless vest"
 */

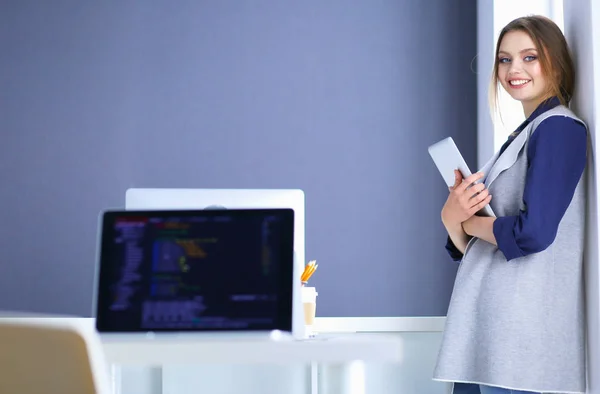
xmin=433 ymin=106 xmax=587 ymax=394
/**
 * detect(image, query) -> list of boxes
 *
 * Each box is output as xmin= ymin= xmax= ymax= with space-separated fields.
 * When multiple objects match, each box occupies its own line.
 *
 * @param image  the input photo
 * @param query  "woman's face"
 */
xmin=497 ymin=30 xmax=550 ymax=114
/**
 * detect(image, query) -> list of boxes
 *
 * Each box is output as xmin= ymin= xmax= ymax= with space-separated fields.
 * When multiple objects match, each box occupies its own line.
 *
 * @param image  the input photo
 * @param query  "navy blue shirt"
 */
xmin=446 ymin=97 xmax=587 ymax=262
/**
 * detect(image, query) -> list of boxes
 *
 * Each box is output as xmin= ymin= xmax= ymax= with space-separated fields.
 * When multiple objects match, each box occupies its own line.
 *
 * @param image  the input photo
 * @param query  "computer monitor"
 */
xmin=95 ymin=208 xmax=295 ymax=335
xmin=124 ymin=188 xmax=306 ymax=338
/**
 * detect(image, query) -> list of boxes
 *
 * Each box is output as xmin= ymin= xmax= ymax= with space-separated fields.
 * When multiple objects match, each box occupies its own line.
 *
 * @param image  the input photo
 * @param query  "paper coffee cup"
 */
xmin=301 ymin=286 xmax=318 ymax=337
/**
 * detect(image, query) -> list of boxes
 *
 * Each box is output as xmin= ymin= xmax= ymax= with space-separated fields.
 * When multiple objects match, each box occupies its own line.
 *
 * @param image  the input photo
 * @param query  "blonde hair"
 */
xmin=489 ymin=15 xmax=575 ymax=117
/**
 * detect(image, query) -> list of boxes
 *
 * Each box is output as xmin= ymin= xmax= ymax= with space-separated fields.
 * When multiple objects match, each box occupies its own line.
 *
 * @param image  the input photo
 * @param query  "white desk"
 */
xmin=0 ymin=315 xmax=404 ymax=366
xmin=0 ymin=315 xmax=405 ymax=394
xmin=0 ymin=315 xmax=450 ymax=394
xmin=101 ymin=334 xmax=402 ymax=365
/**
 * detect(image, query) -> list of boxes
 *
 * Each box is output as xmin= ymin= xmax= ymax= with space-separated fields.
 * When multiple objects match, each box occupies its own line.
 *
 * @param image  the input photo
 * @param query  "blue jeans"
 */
xmin=479 ymin=385 xmax=542 ymax=394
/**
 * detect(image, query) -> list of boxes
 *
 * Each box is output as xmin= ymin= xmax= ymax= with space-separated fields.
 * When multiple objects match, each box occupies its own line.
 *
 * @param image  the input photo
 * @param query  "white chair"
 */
xmin=0 ymin=316 xmax=111 ymax=394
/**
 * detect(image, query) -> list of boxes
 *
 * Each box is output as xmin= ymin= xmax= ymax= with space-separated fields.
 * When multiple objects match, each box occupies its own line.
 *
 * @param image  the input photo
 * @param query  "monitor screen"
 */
xmin=95 ymin=208 xmax=294 ymax=333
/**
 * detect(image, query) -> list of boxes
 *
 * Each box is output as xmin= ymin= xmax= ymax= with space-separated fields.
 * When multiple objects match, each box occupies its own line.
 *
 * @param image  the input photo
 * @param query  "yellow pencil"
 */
xmin=301 ymin=261 xmax=318 ymax=282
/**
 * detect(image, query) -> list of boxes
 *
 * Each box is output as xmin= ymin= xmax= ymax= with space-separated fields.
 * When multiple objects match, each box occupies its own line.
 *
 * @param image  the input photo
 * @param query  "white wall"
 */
xmin=563 ymin=2 xmax=600 ymax=393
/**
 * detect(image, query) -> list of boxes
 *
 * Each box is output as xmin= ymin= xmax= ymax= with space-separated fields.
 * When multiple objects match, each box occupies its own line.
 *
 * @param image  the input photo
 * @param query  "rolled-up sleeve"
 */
xmin=445 ymin=236 xmax=463 ymax=262
xmin=493 ymin=116 xmax=587 ymax=261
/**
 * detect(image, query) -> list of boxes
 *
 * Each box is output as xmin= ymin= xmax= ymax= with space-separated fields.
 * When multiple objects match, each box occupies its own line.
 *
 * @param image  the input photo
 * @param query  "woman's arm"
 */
xmin=491 ymin=117 xmax=587 ymax=261
xmin=462 ymin=216 xmax=497 ymax=246
xmin=444 ymin=220 xmax=471 ymax=254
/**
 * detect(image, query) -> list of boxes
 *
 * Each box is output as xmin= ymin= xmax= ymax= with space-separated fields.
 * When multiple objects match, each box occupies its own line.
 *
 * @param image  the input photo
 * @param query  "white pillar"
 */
xmin=476 ymin=0 xmax=495 ymax=169
xmin=563 ymin=1 xmax=600 ymax=393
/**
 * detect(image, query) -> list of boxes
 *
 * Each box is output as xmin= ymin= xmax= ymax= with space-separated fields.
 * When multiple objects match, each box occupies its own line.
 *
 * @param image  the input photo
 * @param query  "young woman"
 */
xmin=433 ymin=15 xmax=588 ymax=394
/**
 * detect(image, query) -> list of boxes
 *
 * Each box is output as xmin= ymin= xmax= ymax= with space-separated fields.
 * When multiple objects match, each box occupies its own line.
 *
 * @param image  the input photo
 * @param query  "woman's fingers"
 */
xmin=469 ymin=186 xmax=489 ymax=204
xmin=449 ymin=169 xmax=463 ymax=191
xmin=469 ymin=194 xmax=492 ymax=215
xmin=457 ymin=182 xmax=486 ymax=206
xmin=454 ymin=170 xmax=463 ymax=187
xmin=455 ymin=172 xmax=485 ymax=193
xmin=467 ymin=182 xmax=486 ymax=196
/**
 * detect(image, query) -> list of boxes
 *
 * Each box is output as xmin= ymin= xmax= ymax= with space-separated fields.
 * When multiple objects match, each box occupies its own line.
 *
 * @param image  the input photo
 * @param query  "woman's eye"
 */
xmin=498 ymin=57 xmax=511 ymax=63
xmin=524 ymin=55 xmax=537 ymax=62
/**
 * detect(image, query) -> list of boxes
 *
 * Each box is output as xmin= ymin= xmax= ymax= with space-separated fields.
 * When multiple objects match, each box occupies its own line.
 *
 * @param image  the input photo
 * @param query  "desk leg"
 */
xmin=109 ymin=365 xmax=163 ymax=394
xmin=318 ymin=361 xmax=366 ymax=394
xmin=310 ymin=362 xmax=319 ymax=394
xmin=149 ymin=366 xmax=163 ymax=394
xmin=110 ymin=364 xmax=122 ymax=394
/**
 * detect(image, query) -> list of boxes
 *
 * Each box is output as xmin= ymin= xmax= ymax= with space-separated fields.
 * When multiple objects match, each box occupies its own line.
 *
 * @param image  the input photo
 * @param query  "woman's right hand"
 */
xmin=441 ymin=170 xmax=492 ymax=228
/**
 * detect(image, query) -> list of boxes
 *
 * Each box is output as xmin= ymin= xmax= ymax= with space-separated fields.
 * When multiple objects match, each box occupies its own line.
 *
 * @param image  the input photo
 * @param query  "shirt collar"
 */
xmin=526 ymin=96 xmax=561 ymax=122
xmin=511 ymin=96 xmax=560 ymax=136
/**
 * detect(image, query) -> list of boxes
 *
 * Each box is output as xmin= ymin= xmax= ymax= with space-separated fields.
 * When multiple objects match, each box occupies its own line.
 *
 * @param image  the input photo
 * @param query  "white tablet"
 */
xmin=428 ymin=137 xmax=495 ymax=217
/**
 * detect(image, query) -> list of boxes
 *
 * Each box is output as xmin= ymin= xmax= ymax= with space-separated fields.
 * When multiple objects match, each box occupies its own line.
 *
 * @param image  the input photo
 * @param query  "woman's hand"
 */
xmin=441 ymin=170 xmax=492 ymax=228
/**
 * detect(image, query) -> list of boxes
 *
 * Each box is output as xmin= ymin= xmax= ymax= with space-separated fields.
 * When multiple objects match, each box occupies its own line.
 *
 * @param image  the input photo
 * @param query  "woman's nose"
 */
xmin=508 ymin=60 xmax=523 ymax=74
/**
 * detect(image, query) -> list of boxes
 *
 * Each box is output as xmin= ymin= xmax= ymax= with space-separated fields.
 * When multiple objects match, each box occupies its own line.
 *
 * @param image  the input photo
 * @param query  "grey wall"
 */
xmin=0 ymin=0 xmax=477 ymax=317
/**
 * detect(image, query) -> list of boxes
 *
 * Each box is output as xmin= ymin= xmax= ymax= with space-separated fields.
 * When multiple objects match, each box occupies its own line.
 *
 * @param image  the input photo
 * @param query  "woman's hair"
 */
xmin=489 ymin=15 xmax=575 ymax=115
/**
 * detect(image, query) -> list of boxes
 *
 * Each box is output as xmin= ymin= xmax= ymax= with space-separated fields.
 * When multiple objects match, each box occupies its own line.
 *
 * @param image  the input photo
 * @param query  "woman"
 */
xmin=433 ymin=15 xmax=588 ymax=394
